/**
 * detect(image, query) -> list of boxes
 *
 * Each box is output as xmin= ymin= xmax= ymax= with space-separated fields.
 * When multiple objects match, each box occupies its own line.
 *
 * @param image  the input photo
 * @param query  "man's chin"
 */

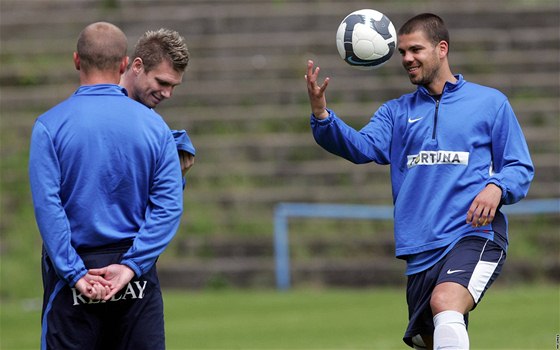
xmin=151 ymin=98 xmax=163 ymax=108
xmin=146 ymin=100 xmax=159 ymax=108
xmin=408 ymin=75 xmax=426 ymax=86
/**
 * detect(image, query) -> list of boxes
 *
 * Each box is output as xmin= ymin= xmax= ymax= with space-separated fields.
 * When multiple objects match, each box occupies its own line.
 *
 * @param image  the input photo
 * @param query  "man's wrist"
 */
xmin=313 ymin=108 xmax=329 ymax=120
xmin=486 ymin=182 xmax=505 ymax=202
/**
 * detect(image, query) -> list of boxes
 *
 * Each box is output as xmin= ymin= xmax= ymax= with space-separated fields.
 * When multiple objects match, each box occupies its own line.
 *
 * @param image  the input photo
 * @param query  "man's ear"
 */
xmin=438 ymin=40 xmax=449 ymax=59
xmin=132 ymin=57 xmax=144 ymax=75
xmin=119 ymin=56 xmax=129 ymax=75
xmin=73 ymin=52 xmax=80 ymax=70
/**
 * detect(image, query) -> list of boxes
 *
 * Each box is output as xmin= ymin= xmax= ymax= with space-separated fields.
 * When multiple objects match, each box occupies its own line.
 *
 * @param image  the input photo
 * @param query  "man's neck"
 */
xmin=80 ymin=70 xmax=121 ymax=86
xmin=425 ymin=72 xmax=457 ymax=95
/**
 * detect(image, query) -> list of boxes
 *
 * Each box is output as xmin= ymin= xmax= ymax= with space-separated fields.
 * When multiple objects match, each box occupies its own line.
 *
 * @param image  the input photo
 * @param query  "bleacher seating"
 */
xmin=1 ymin=0 xmax=558 ymax=288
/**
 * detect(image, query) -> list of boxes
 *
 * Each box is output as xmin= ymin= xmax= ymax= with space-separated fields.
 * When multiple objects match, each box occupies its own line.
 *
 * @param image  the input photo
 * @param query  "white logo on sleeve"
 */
xmin=446 ymin=269 xmax=465 ymax=275
xmin=407 ymin=151 xmax=469 ymax=168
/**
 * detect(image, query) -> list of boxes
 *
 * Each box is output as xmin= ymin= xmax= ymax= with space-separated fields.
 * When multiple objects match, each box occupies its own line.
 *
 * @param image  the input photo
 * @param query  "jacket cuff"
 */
xmin=486 ymin=179 xmax=507 ymax=200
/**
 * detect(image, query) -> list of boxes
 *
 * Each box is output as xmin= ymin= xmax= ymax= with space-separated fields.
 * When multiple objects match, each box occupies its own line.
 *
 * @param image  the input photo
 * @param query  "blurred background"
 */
xmin=1 ymin=0 xmax=558 ymax=310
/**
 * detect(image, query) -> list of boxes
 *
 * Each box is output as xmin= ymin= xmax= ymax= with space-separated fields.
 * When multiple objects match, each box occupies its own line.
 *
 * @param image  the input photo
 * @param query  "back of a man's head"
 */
xmin=77 ymin=22 xmax=128 ymax=73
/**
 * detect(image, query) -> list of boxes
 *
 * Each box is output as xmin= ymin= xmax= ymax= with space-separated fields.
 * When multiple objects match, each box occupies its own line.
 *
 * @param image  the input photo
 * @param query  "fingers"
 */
xmin=84 ymin=280 xmax=116 ymax=301
xmin=475 ymin=211 xmax=490 ymax=227
xmin=180 ymin=151 xmax=195 ymax=174
xmin=467 ymin=203 xmax=484 ymax=227
xmin=103 ymin=287 xmax=121 ymax=301
xmin=305 ymin=59 xmax=314 ymax=79
xmin=305 ymin=60 xmax=330 ymax=119
xmin=77 ymin=265 xmax=136 ymax=301
xmin=318 ymin=76 xmax=330 ymax=93
xmin=75 ymin=279 xmax=94 ymax=297
xmin=88 ymin=267 xmax=106 ymax=276
xmin=102 ymin=267 xmax=135 ymax=301
xmin=84 ymin=270 xmax=112 ymax=289
xmin=466 ymin=201 xmax=496 ymax=228
xmin=80 ymin=278 xmax=117 ymax=301
xmin=480 ymin=206 xmax=495 ymax=226
xmin=87 ymin=274 xmax=110 ymax=284
xmin=467 ymin=185 xmax=502 ymax=228
xmin=90 ymin=282 xmax=111 ymax=300
xmin=305 ymin=60 xmax=329 ymax=90
xmin=75 ymin=278 xmax=108 ymax=301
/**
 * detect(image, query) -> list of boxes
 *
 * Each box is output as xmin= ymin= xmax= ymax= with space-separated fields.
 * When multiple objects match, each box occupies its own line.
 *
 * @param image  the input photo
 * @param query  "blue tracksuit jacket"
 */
xmin=311 ymin=75 xmax=534 ymax=271
xmin=29 ymin=84 xmax=183 ymax=286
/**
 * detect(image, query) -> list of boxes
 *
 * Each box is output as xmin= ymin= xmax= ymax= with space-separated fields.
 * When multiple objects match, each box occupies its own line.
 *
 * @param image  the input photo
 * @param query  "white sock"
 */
xmin=433 ymin=310 xmax=469 ymax=349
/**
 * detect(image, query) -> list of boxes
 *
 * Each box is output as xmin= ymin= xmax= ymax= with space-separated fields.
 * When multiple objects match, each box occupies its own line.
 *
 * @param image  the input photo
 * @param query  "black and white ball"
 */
xmin=336 ymin=9 xmax=397 ymax=70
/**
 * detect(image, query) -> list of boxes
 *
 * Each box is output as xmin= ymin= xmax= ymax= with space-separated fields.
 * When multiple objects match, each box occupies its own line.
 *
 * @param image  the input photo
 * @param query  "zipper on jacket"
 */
xmin=432 ymin=98 xmax=440 ymax=140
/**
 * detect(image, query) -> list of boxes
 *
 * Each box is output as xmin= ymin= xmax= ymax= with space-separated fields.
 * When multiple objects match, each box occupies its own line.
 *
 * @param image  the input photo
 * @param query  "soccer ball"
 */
xmin=336 ymin=9 xmax=397 ymax=70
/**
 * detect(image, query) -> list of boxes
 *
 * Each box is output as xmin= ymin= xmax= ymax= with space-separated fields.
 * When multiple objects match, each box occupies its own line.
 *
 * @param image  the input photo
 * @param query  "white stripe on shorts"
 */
xmin=467 ymin=240 xmax=504 ymax=303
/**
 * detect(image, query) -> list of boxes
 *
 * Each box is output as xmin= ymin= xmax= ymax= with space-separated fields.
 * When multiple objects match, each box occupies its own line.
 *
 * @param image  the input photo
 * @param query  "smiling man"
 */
xmin=120 ymin=28 xmax=195 ymax=178
xmin=29 ymin=22 xmax=184 ymax=350
xmin=305 ymin=13 xmax=534 ymax=349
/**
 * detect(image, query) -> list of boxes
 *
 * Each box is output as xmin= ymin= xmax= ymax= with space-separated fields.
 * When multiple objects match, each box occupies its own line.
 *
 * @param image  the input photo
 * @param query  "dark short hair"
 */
xmin=132 ymin=28 xmax=189 ymax=73
xmin=398 ymin=13 xmax=450 ymax=48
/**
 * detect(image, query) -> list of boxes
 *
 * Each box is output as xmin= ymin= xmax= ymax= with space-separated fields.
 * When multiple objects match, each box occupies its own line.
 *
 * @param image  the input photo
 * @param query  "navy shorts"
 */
xmin=403 ymin=236 xmax=505 ymax=347
xmin=41 ymin=243 xmax=165 ymax=350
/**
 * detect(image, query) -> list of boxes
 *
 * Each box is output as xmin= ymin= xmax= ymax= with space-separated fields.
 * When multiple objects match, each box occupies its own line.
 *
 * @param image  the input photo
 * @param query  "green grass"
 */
xmin=1 ymin=285 xmax=558 ymax=349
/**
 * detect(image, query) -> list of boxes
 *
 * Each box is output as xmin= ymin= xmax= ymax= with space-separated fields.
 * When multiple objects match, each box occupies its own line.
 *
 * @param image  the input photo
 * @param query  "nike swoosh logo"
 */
xmin=408 ymin=117 xmax=423 ymax=123
xmin=446 ymin=269 xmax=465 ymax=275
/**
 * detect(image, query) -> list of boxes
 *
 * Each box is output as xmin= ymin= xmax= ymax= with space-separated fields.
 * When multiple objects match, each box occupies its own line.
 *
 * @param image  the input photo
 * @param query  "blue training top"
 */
xmin=172 ymin=129 xmax=196 ymax=156
xmin=311 ymin=75 xmax=534 ymax=274
xmin=29 ymin=84 xmax=184 ymax=286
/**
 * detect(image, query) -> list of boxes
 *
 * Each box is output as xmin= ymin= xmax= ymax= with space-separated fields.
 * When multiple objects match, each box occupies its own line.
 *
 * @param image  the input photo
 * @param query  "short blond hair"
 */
xmin=132 ymin=28 xmax=189 ymax=73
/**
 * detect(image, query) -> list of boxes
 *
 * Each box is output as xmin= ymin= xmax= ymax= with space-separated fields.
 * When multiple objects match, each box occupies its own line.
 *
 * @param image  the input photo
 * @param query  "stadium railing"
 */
xmin=273 ymin=198 xmax=560 ymax=290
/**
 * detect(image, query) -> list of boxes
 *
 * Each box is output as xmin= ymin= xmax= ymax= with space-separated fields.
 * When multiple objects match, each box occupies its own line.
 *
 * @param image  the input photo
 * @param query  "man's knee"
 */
xmin=430 ymin=282 xmax=474 ymax=315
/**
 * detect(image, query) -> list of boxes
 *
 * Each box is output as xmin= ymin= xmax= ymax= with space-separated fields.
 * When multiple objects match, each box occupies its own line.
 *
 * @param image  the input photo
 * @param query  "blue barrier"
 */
xmin=273 ymin=198 xmax=560 ymax=290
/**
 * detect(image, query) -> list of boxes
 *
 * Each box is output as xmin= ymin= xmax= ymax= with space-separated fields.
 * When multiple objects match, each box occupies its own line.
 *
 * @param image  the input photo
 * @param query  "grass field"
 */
xmin=1 ymin=284 xmax=558 ymax=349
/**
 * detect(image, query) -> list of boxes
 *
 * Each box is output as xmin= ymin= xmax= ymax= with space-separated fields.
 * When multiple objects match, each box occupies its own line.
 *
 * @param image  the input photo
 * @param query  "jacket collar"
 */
xmin=418 ymin=74 xmax=465 ymax=96
xmin=74 ymin=84 xmax=128 ymax=97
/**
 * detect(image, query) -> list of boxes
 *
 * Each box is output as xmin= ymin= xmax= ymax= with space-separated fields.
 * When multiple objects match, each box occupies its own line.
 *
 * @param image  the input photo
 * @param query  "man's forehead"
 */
xmin=397 ymin=31 xmax=431 ymax=49
xmin=149 ymin=60 xmax=183 ymax=84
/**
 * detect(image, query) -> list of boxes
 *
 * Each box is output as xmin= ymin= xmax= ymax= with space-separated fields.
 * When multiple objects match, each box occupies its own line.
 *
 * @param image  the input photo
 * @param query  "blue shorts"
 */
xmin=41 ymin=242 xmax=165 ymax=350
xmin=403 ymin=236 xmax=505 ymax=347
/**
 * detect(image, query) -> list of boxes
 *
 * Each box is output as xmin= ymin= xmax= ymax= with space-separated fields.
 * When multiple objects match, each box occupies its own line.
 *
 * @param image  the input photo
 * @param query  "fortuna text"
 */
xmin=407 ymin=151 xmax=469 ymax=168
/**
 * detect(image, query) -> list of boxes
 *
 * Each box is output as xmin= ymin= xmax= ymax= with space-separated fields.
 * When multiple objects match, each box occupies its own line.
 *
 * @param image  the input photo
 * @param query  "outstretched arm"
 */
xmin=306 ymin=60 xmax=391 ymax=165
xmin=305 ymin=60 xmax=330 ymax=119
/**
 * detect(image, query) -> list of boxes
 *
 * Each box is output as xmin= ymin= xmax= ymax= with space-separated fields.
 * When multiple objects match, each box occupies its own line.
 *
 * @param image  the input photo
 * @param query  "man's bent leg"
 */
xmin=430 ymin=280 xmax=474 ymax=349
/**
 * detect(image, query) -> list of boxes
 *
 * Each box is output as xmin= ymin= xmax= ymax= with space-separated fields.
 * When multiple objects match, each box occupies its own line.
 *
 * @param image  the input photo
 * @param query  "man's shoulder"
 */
xmin=461 ymin=79 xmax=508 ymax=100
xmin=36 ymin=96 xmax=75 ymax=124
xmin=117 ymin=97 xmax=167 ymax=124
xmin=384 ymin=89 xmax=424 ymax=109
